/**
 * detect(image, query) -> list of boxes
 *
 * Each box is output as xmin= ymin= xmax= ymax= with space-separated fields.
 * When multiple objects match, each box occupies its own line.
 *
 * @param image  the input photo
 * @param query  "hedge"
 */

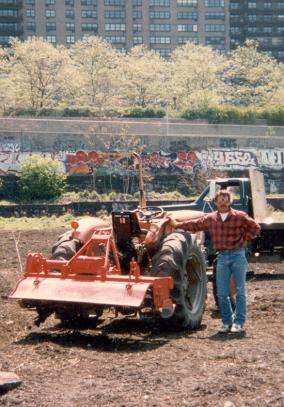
xmin=181 ymin=106 xmax=284 ymax=126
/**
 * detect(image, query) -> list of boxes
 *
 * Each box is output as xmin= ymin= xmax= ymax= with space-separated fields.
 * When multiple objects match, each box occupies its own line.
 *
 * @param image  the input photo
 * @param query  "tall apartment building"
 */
xmin=0 ymin=1 xmax=283 ymax=62
xmin=230 ymin=0 xmax=284 ymax=61
xmin=0 ymin=0 xmax=23 ymax=45
xmin=1 ymin=0 xmax=230 ymax=55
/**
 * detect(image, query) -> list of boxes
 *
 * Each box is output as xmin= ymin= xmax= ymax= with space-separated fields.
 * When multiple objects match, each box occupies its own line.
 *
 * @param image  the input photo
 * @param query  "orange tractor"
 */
xmin=9 ymin=154 xmax=207 ymax=330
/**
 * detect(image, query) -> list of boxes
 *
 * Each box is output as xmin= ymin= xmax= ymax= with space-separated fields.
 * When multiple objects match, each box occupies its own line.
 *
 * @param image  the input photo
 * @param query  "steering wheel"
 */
xmin=138 ymin=206 xmax=165 ymax=221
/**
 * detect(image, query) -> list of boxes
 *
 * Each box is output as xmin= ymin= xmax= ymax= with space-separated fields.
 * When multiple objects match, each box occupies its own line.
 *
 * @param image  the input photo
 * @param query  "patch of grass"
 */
xmin=0 ymin=214 xmax=75 ymax=230
xmin=0 ymin=212 xmax=112 ymax=230
xmin=271 ymin=211 xmax=284 ymax=221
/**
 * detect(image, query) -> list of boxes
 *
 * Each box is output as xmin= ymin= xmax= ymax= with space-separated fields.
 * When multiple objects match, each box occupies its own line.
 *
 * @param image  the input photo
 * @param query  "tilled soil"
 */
xmin=0 ymin=229 xmax=283 ymax=407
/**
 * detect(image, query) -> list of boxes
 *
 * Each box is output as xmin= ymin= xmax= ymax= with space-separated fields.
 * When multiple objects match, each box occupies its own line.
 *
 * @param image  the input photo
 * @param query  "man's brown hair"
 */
xmin=214 ymin=190 xmax=232 ymax=203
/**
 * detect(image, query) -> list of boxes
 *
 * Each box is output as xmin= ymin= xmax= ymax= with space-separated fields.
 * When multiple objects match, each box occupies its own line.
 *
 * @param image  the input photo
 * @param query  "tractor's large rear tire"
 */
xmin=151 ymin=232 xmax=207 ymax=330
xmin=50 ymin=231 xmax=82 ymax=261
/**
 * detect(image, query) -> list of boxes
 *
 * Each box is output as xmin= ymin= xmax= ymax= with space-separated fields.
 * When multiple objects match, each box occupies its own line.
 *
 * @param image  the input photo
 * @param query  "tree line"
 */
xmin=0 ymin=37 xmax=283 ymax=118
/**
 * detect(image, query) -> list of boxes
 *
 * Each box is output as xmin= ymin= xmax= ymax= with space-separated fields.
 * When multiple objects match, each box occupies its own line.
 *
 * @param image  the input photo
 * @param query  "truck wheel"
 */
xmin=50 ymin=231 xmax=82 ymax=260
xmin=151 ymin=232 xmax=207 ymax=330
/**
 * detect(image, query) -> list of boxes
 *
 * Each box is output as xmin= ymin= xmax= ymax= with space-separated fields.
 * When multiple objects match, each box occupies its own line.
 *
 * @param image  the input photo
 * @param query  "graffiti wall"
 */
xmin=1 ymin=148 xmax=284 ymax=175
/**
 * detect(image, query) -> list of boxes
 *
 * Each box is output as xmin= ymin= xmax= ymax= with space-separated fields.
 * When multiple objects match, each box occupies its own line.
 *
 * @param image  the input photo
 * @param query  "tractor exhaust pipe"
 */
xmin=133 ymin=152 xmax=146 ymax=209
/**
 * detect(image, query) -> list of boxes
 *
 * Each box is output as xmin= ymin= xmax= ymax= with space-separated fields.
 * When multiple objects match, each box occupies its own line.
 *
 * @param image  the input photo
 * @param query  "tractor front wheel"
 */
xmin=50 ymin=231 xmax=82 ymax=261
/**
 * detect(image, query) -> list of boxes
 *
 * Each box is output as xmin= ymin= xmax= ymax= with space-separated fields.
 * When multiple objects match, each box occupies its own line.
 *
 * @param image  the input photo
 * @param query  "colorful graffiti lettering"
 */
xmin=0 ymin=148 xmax=284 ymax=176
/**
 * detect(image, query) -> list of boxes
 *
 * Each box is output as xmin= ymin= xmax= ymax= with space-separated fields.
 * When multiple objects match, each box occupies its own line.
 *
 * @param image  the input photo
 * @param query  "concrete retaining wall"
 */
xmin=0 ymin=198 xmax=282 ymax=218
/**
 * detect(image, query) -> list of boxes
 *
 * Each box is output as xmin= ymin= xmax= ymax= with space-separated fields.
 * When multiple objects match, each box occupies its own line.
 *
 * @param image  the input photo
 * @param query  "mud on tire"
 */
xmin=151 ymin=232 xmax=207 ymax=330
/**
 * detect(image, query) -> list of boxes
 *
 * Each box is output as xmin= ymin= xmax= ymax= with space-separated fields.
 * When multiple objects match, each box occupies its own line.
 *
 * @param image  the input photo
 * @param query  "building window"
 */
xmin=105 ymin=36 xmax=126 ymax=43
xmin=133 ymin=0 xmax=142 ymax=5
xmin=205 ymin=0 xmax=224 ymax=6
xmin=65 ymin=0 xmax=74 ymax=5
xmin=81 ymin=0 xmax=96 ymax=4
xmin=247 ymin=27 xmax=257 ymax=33
xmin=177 ymin=0 xmax=197 ymax=5
xmin=81 ymin=10 xmax=97 ymax=18
xmin=65 ymin=10 xmax=74 ymax=18
xmin=248 ymin=2 xmax=256 ymax=8
xmin=66 ymin=22 xmax=75 ymax=31
xmin=263 ymin=26 xmax=272 ymax=33
xmin=205 ymin=36 xmax=225 ymax=45
xmin=105 ymin=10 xmax=125 ymax=18
xmin=278 ymin=51 xmax=284 ymax=57
xmin=82 ymin=23 xmax=98 ymax=31
xmin=277 ymin=26 xmax=284 ymax=33
xmin=248 ymin=14 xmax=257 ymax=22
xmin=133 ymin=10 xmax=142 ymax=18
xmin=26 ymin=9 xmax=35 ymax=17
xmin=104 ymin=0 xmax=125 ymax=5
xmin=230 ymin=15 xmax=240 ymax=22
xmin=46 ymin=35 xmax=56 ymax=43
xmin=150 ymin=11 xmax=170 ymax=19
xmin=46 ymin=9 xmax=56 ymax=17
xmin=230 ymin=27 xmax=241 ymax=34
xmin=105 ymin=23 xmax=126 ymax=31
xmin=66 ymin=35 xmax=75 ymax=43
xmin=277 ymin=2 xmax=284 ymax=8
xmin=46 ymin=22 xmax=56 ymax=31
xmin=25 ymin=0 xmax=35 ymax=4
xmin=177 ymin=12 xmax=197 ymax=20
xmin=264 ymin=2 xmax=272 ymax=8
xmin=150 ymin=24 xmax=171 ymax=31
xmin=0 ymin=36 xmax=10 ymax=44
xmin=177 ymin=36 xmax=198 ymax=44
xmin=150 ymin=36 xmax=171 ymax=44
xmin=133 ymin=23 xmax=142 ymax=31
xmin=0 ymin=9 xmax=18 ymax=17
xmin=155 ymin=49 xmax=171 ymax=57
xmin=26 ymin=21 xmax=36 ymax=31
xmin=45 ymin=0 xmax=55 ymax=5
xmin=133 ymin=36 xmax=143 ymax=44
xmin=230 ymin=2 xmax=240 ymax=9
xmin=178 ymin=24 xmax=198 ymax=32
xmin=150 ymin=0 xmax=170 ymax=6
xmin=205 ymin=24 xmax=225 ymax=32
xmin=0 ymin=23 xmax=18 ymax=32
xmin=263 ymin=15 xmax=273 ymax=22
xmin=205 ymin=12 xmax=225 ymax=20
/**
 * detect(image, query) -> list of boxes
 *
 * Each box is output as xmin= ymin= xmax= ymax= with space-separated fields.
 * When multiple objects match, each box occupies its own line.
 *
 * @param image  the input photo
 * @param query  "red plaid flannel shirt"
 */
xmin=182 ymin=209 xmax=260 ymax=252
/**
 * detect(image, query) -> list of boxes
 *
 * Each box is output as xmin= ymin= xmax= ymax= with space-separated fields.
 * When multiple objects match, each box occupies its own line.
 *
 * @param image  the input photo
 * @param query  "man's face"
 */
xmin=215 ymin=195 xmax=231 ymax=213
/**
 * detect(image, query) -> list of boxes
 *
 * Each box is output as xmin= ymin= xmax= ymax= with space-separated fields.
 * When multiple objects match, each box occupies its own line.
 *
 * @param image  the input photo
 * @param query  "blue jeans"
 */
xmin=216 ymin=248 xmax=247 ymax=327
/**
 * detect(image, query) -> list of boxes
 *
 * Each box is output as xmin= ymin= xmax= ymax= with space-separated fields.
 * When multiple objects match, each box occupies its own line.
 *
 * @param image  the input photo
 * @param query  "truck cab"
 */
xmin=163 ymin=178 xmax=252 ymax=216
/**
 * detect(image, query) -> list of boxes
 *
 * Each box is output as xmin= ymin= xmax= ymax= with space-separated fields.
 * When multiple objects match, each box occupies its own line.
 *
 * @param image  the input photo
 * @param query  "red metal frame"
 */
xmin=10 ymin=230 xmax=174 ymax=314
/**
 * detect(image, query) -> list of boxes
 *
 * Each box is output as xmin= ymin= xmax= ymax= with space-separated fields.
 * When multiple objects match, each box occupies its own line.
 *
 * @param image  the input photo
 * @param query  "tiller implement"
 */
xmin=10 ymin=154 xmax=207 ymax=330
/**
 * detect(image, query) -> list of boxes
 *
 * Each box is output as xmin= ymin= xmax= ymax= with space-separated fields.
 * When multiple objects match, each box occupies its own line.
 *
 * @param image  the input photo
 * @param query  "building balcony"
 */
xmin=0 ymin=0 xmax=22 ymax=9
xmin=0 ymin=26 xmax=23 ymax=36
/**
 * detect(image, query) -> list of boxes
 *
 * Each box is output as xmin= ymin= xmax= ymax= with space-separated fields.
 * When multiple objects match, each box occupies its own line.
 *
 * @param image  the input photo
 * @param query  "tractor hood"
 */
xmin=165 ymin=209 xmax=204 ymax=222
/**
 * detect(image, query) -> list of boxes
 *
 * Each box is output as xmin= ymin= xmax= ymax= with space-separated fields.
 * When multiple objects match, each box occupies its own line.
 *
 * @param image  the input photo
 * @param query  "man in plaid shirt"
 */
xmin=170 ymin=190 xmax=260 ymax=334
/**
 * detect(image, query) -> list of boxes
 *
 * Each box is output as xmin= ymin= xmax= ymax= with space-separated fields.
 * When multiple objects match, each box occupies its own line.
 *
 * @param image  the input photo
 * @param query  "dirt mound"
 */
xmin=0 ymin=229 xmax=283 ymax=407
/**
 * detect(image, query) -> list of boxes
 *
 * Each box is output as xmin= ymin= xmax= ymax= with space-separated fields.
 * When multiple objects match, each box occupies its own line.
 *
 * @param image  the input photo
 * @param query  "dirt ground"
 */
xmin=0 ymin=228 xmax=283 ymax=407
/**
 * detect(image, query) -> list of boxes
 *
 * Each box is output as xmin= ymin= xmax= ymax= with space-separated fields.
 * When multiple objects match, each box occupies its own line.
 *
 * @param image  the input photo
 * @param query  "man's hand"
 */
xmin=166 ymin=216 xmax=184 ymax=229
